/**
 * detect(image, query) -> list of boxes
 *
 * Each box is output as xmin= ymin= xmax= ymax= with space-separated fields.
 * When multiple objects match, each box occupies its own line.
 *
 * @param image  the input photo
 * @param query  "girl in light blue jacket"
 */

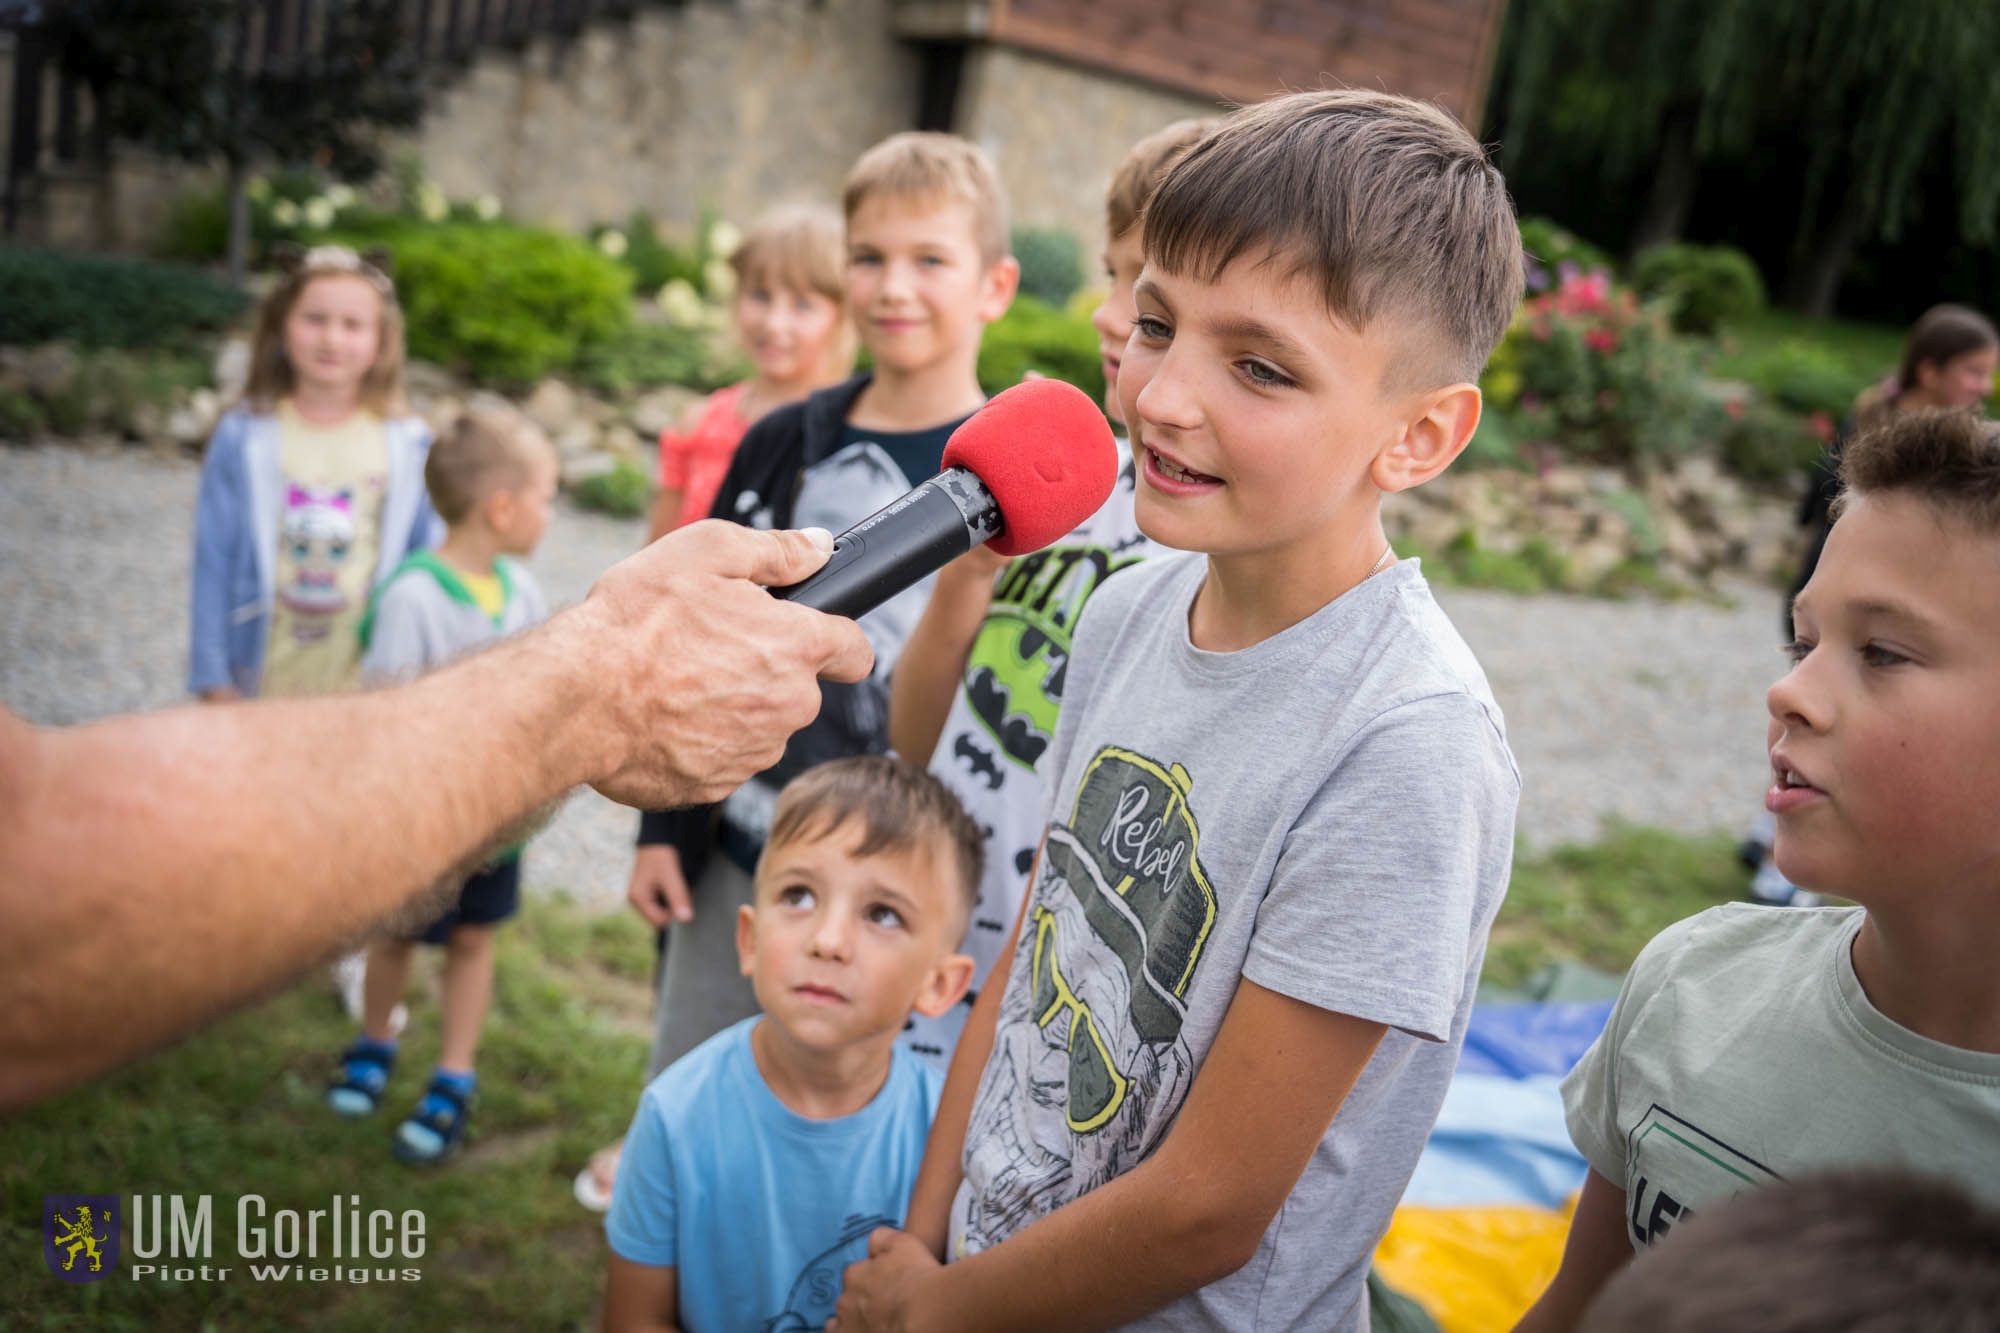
xmin=188 ymin=246 xmax=438 ymax=700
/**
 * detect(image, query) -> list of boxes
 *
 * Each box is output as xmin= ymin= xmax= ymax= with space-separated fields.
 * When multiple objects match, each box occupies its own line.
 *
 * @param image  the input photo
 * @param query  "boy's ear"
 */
xmin=735 ymin=905 xmax=758 ymax=980
xmin=1372 ymin=383 xmax=1483 ymax=494
xmin=976 ymin=255 xmax=1021 ymax=324
xmin=910 ymin=951 xmax=976 ymax=1019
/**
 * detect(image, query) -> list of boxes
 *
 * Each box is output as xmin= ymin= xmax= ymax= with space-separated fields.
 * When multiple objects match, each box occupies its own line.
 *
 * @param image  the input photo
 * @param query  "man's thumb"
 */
xmin=741 ymin=526 xmax=836 ymax=588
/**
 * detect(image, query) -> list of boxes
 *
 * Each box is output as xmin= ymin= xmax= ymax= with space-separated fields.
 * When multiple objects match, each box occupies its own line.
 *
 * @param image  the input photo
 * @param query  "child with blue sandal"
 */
xmin=324 ymin=405 xmax=556 ymax=1163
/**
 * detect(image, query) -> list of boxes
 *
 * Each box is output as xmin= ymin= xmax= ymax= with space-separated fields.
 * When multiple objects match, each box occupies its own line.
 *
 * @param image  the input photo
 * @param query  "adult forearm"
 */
xmin=0 ymin=629 xmax=599 ymax=1109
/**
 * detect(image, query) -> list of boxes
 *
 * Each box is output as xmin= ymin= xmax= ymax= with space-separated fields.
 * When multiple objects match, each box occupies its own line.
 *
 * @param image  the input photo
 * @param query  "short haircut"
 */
xmin=842 ymin=131 xmax=1010 ymax=265
xmin=765 ymin=755 xmax=984 ymax=927
xmin=1106 ymin=118 xmax=1220 ymax=241
xmin=424 ymin=404 xmax=554 ymax=524
xmin=1832 ymin=407 xmax=2000 ymax=532
xmin=1143 ymin=88 xmax=1524 ymax=387
xmin=1579 ymin=1170 xmax=2000 ymax=1333
xmin=729 ymin=203 xmax=847 ymax=304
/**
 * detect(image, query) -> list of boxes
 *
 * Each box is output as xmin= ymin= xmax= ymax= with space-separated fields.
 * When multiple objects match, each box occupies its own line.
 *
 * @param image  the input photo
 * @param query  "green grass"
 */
xmin=1709 ymin=308 xmax=1904 ymax=390
xmin=6 ymin=830 xmax=1752 ymax=1325
xmin=1481 ymin=824 xmax=1746 ymax=991
xmin=2 ymin=896 xmax=657 ymax=1331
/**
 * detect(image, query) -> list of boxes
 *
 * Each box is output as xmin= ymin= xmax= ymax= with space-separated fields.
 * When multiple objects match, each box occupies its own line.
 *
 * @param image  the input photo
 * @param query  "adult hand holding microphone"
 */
xmin=0 ymin=382 xmax=1115 ymax=1111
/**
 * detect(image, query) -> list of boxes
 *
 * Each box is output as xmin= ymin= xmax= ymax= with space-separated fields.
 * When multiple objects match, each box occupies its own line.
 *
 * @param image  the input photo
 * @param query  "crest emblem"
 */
xmin=43 ymin=1195 xmax=119 ymax=1282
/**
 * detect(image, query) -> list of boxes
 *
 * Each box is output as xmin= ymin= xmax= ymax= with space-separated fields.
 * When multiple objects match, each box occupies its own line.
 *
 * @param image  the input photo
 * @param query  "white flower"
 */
xmin=417 ymin=182 xmax=448 ymax=223
xmin=271 ymin=200 xmax=300 ymax=227
xmin=702 ymin=257 xmax=736 ymax=301
xmin=706 ymin=219 xmax=741 ymax=259
xmin=658 ymin=279 xmax=705 ymax=327
xmin=597 ymin=229 xmax=629 ymax=260
xmin=473 ymin=194 xmax=501 ymax=221
xmin=303 ymin=197 xmax=335 ymax=230
xmin=325 ymin=183 xmax=356 ymax=211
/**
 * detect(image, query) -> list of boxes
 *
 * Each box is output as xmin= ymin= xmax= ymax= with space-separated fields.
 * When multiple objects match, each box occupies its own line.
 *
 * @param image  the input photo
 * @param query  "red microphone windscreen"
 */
xmin=941 ymin=379 xmax=1118 ymax=557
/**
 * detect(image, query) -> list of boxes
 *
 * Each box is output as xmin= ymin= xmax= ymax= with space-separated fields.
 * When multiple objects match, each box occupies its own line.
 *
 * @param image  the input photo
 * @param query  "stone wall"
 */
xmin=955 ymin=44 xmax=1224 ymax=248
xmin=404 ymin=0 xmax=922 ymax=239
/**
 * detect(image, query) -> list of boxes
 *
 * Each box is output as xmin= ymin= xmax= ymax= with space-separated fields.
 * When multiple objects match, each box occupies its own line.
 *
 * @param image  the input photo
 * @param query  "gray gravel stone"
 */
xmin=0 ymin=444 xmax=1788 ymax=910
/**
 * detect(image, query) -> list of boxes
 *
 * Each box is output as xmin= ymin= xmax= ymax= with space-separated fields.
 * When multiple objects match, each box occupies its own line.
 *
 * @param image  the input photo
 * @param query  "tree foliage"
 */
xmin=1492 ymin=0 xmax=2000 ymax=309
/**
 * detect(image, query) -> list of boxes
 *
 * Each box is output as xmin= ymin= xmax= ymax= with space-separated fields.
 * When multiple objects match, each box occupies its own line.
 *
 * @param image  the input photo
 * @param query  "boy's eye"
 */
xmin=865 ymin=903 xmax=905 ymax=930
xmin=1133 ymin=314 xmax=1171 ymax=341
xmin=777 ymin=885 xmax=816 ymax=910
xmin=1780 ymin=638 xmax=1813 ymax=664
xmin=1238 ymin=359 xmax=1294 ymax=389
xmin=1860 ymin=642 xmax=1909 ymax=668
xmin=848 ymin=251 xmax=881 ymax=267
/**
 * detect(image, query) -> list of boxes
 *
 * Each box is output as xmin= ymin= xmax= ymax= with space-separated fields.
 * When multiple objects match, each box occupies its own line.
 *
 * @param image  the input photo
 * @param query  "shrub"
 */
xmin=1482 ymin=269 xmax=1715 ymax=466
xmin=978 ymin=296 xmax=1104 ymax=404
xmin=0 ymin=248 xmax=247 ymax=348
xmin=355 ymin=222 xmax=633 ymax=385
xmin=573 ymin=320 xmax=747 ymax=398
xmin=1012 ymin=226 xmax=1086 ymax=308
xmin=1735 ymin=338 xmax=1858 ymax=419
xmin=1719 ymin=397 xmax=1829 ymax=488
xmin=1517 ymin=217 xmax=1616 ymax=295
xmin=0 ymin=387 xmax=46 ymax=438
xmin=1631 ymin=242 xmax=1766 ymax=336
xmin=573 ymin=456 xmax=652 ymax=518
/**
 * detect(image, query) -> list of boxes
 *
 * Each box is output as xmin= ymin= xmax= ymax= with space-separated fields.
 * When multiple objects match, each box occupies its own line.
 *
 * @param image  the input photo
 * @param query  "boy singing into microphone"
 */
xmin=839 ymin=89 xmax=1523 ymax=1330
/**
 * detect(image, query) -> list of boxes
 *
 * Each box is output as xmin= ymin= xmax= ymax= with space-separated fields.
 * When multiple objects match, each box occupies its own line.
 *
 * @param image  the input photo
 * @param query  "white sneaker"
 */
xmin=332 ymin=951 xmax=407 ymax=1037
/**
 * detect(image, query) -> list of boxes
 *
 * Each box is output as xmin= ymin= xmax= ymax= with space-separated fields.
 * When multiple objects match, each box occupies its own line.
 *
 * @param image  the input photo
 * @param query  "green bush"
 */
xmin=1482 ymin=269 xmax=1715 ymax=466
xmin=1518 ymin=217 xmax=1616 ymax=292
xmin=978 ymin=296 xmax=1105 ymax=404
xmin=36 ymin=347 xmax=209 ymax=437
xmin=1631 ymin=242 xmax=1766 ymax=336
xmin=1734 ymin=338 xmax=1857 ymax=419
xmin=573 ymin=320 xmax=748 ymax=398
xmin=0 ymin=387 xmax=46 ymax=438
xmin=573 ymin=456 xmax=652 ymax=518
xmin=0 ymin=248 xmax=247 ymax=348
xmin=1719 ymin=398 xmax=1828 ymax=487
xmin=352 ymin=222 xmax=633 ymax=384
xmin=607 ymin=211 xmax=704 ymax=295
xmin=1012 ymin=226 xmax=1086 ymax=309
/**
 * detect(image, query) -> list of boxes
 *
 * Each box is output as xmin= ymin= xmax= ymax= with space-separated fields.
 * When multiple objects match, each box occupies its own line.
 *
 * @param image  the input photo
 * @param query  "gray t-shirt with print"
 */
xmin=950 ymin=553 xmax=1519 ymax=1331
xmin=1563 ymin=904 xmax=2000 ymax=1250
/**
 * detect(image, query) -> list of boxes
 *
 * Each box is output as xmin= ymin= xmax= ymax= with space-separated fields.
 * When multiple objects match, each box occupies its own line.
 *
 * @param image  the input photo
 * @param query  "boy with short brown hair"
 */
xmin=602 ymin=756 xmax=980 ymax=1332
xmin=1518 ymin=409 xmax=2000 ymax=1331
xmin=840 ymin=88 xmax=1523 ymax=1330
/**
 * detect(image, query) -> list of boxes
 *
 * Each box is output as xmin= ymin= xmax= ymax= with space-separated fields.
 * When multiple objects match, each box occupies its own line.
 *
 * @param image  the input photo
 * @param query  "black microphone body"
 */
xmin=770 ymin=467 xmax=1005 ymax=619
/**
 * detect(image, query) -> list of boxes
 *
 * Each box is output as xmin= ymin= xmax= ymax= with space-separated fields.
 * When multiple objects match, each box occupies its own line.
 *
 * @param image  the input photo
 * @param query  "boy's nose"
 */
xmin=1766 ymin=655 xmax=1827 ymax=733
xmin=1133 ymin=353 xmax=1200 ymax=431
xmin=807 ymin=911 xmax=853 ymax=961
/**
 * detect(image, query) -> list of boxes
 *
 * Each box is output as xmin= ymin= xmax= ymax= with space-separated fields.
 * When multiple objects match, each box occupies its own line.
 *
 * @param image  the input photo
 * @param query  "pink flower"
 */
xmin=1585 ymin=327 xmax=1620 ymax=355
xmin=1724 ymin=398 xmax=1745 ymax=420
xmin=1810 ymin=411 xmax=1835 ymax=442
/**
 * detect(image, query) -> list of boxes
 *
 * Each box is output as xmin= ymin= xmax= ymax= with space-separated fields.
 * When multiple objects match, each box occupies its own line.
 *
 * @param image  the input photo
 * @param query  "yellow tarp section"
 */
xmin=1372 ymin=1197 xmax=1577 ymax=1333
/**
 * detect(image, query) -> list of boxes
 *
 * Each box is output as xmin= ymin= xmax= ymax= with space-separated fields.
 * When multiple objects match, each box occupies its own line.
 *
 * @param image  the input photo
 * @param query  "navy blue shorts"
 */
xmin=410 ymin=858 xmax=521 ymax=945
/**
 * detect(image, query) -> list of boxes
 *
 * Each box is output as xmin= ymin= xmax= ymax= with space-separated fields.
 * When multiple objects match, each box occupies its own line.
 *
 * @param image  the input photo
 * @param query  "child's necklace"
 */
xmin=1367 ymin=543 xmax=1394 ymax=577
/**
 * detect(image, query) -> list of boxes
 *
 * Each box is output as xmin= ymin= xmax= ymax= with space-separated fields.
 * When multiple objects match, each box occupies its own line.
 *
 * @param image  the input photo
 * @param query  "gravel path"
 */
xmin=1 ymin=443 xmax=1787 ymax=907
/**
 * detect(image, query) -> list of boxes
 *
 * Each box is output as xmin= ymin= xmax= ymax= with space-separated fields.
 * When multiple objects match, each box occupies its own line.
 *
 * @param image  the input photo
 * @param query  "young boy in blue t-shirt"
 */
xmin=602 ymin=756 xmax=980 ymax=1332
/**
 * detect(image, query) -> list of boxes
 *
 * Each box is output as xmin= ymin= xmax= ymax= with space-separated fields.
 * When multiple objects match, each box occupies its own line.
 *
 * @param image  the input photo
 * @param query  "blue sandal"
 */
xmin=393 ymin=1075 xmax=474 ymax=1164
xmin=326 ymin=1040 xmax=397 ymax=1118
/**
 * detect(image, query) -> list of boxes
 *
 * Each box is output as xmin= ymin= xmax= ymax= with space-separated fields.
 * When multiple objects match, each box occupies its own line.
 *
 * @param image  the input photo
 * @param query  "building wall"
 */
xmin=956 ymin=44 xmax=1223 ymax=250
xmin=406 ymin=0 xmax=922 ymax=240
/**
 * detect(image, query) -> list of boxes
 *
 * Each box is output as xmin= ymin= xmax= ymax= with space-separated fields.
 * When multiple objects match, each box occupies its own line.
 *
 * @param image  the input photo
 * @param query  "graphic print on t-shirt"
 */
xmin=764 ymin=1212 xmax=894 ymax=1332
xmin=1622 ymin=1103 xmax=1781 ymax=1250
xmin=962 ymin=745 xmax=1216 ymax=1239
xmin=964 ymin=544 xmax=1148 ymax=772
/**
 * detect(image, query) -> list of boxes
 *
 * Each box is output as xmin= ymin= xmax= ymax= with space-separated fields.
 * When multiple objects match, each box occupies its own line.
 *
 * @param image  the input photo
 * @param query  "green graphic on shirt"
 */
xmin=1624 ymin=1105 xmax=1780 ymax=1248
xmin=1045 ymin=747 xmax=1217 ymax=1047
xmin=964 ymin=544 xmax=1146 ymax=771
